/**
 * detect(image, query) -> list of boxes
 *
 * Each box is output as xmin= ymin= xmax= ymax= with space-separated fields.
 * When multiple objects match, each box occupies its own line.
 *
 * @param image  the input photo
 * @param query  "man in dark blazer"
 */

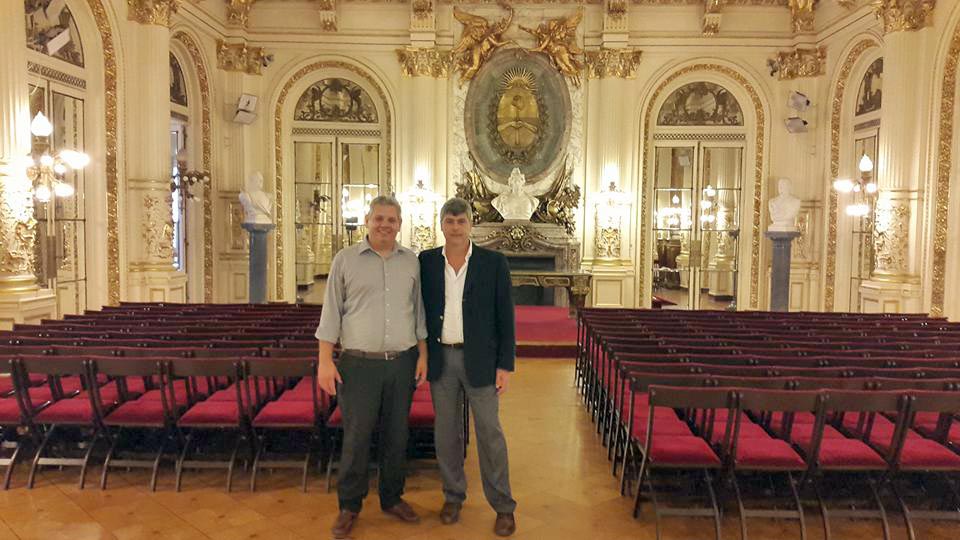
xmin=419 ymin=197 xmax=517 ymax=537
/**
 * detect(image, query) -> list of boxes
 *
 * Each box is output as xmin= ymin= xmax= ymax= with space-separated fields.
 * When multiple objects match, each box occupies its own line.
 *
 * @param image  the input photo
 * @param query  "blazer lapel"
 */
xmin=462 ymin=249 xmax=479 ymax=298
xmin=436 ymin=249 xmax=446 ymax=313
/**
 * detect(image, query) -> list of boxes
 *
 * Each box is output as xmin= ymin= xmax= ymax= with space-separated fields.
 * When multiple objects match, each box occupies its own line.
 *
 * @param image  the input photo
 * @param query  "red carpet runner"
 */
xmin=515 ymin=306 xmax=577 ymax=358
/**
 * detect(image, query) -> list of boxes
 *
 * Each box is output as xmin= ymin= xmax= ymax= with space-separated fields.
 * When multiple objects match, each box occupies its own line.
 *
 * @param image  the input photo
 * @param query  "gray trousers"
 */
xmin=336 ymin=350 xmax=417 ymax=512
xmin=432 ymin=347 xmax=516 ymax=513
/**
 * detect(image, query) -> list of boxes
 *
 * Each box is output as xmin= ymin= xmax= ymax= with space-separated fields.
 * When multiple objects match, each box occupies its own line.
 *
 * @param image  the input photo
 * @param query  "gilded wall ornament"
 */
xmin=26 ymin=0 xmax=85 ymax=67
xmin=126 ymin=0 xmax=181 ymax=26
xmin=456 ymin=165 xmax=501 ymax=224
xmin=396 ymin=47 xmax=452 ymax=77
xmin=451 ymin=3 xmax=514 ymax=82
xmin=775 ymin=46 xmax=825 ymax=80
xmin=294 ymin=78 xmax=378 ymax=122
xmin=873 ymin=0 xmax=935 ymax=34
xmin=142 ymin=194 xmax=175 ymax=262
xmin=607 ymin=0 xmax=627 ymax=19
xmin=872 ymin=198 xmax=909 ymax=275
xmin=226 ymin=0 xmax=256 ymax=28
xmin=412 ymin=0 xmax=433 ymax=19
xmin=217 ymin=39 xmax=265 ymax=75
xmin=657 ymin=81 xmax=744 ymax=126
xmin=520 ymin=8 xmax=585 ymax=87
xmin=788 ymin=0 xmax=815 ymax=33
xmin=481 ymin=224 xmax=548 ymax=252
xmin=411 ymin=224 xmax=436 ymax=252
xmin=596 ymin=227 xmax=621 ymax=258
xmin=492 ymin=68 xmax=544 ymax=163
xmin=0 ymin=168 xmax=38 ymax=279
xmin=825 ymin=39 xmax=877 ymax=311
xmin=86 ymin=0 xmax=121 ymax=305
xmin=173 ymin=31 xmax=215 ymax=302
xmin=930 ymin=14 xmax=960 ymax=316
xmin=584 ymin=48 xmax=642 ymax=79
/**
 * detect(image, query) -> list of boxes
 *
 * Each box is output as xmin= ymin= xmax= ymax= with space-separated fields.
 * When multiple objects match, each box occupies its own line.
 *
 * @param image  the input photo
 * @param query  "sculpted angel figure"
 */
xmin=451 ymin=2 xmax=514 ymax=82
xmin=520 ymin=8 xmax=584 ymax=86
xmin=484 ymin=167 xmax=551 ymax=221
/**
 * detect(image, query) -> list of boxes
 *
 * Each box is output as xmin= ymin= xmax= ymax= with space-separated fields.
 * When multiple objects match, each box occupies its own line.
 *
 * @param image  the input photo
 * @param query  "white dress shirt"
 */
xmin=441 ymin=242 xmax=473 ymax=345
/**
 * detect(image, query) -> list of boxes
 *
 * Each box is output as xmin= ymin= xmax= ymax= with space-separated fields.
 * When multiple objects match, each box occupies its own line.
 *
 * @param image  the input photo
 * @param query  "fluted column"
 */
xmin=0 ymin=0 xmax=57 ymax=327
xmin=860 ymin=1 xmax=935 ymax=313
xmin=123 ymin=0 xmax=187 ymax=302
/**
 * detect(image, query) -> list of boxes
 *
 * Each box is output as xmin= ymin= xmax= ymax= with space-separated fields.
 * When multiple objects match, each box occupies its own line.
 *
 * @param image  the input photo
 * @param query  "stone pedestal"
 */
xmin=766 ymin=230 xmax=800 ymax=312
xmin=243 ymin=223 xmax=274 ymax=303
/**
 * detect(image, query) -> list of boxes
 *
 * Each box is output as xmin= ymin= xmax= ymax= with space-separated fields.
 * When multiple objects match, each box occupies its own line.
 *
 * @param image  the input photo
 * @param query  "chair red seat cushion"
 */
xmin=207 ymin=386 xmax=241 ymax=402
xmin=104 ymin=399 xmax=167 ymax=426
xmin=0 ymin=398 xmax=22 ymax=424
xmin=817 ymin=439 xmax=887 ymax=469
xmin=770 ymin=411 xmax=816 ymax=431
xmin=140 ymin=386 xmax=190 ymax=405
xmin=78 ymin=381 xmax=121 ymax=404
xmin=124 ymin=376 xmax=149 ymax=394
xmin=649 ymin=436 xmax=720 ymax=467
xmin=253 ymin=400 xmax=316 ymax=427
xmin=898 ymin=439 xmax=960 ymax=470
xmin=408 ymin=401 xmax=435 ymax=428
xmin=280 ymin=379 xmax=315 ymax=401
xmin=34 ymin=398 xmax=96 ymax=424
xmin=633 ymin=420 xmax=693 ymax=443
xmin=790 ymin=424 xmax=846 ymax=448
xmin=179 ymin=401 xmax=240 ymax=426
xmin=735 ymin=437 xmax=806 ymax=470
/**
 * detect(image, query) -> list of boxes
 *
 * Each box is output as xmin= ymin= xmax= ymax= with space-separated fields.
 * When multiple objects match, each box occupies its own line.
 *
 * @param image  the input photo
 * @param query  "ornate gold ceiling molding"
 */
xmin=396 ymin=46 xmax=452 ymax=77
xmin=873 ymin=0 xmax=935 ymax=34
xmin=273 ymin=61 xmax=393 ymax=300
xmin=412 ymin=0 xmax=434 ymax=19
xmin=217 ymin=39 xmax=265 ymax=75
xmin=702 ymin=0 xmax=724 ymax=36
xmin=825 ymin=38 xmax=877 ymax=311
xmin=630 ymin=0 xmax=787 ymax=4
xmin=930 ymin=20 xmax=960 ymax=316
xmin=788 ymin=0 xmax=814 ymax=32
xmin=127 ymin=0 xmax=181 ymax=26
xmin=226 ymin=0 xmax=256 ymax=28
xmin=173 ymin=32 xmax=215 ymax=302
xmin=640 ymin=63 xmax=765 ymax=309
xmin=775 ymin=46 xmax=825 ymax=79
xmin=584 ymin=48 xmax=642 ymax=78
xmin=85 ymin=0 xmax=121 ymax=305
xmin=837 ymin=0 xmax=858 ymax=7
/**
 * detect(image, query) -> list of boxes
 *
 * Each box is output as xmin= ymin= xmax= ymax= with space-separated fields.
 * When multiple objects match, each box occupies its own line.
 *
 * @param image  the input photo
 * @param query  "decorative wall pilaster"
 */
xmin=123 ymin=10 xmax=186 ymax=302
xmin=226 ymin=0 xmax=256 ymax=28
xmin=0 ymin=0 xmax=56 ymax=327
xmin=860 ymin=15 xmax=933 ymax=313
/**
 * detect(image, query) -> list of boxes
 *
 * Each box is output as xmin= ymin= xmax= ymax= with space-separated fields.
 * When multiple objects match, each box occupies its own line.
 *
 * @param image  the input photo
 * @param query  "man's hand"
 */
xmin=495 ymin=369 xmax=511 ymax=395
xmin=317 ymin=359 xmax=342 ymax=396
xmin=415 ymin=354 xmax=428 ymax=386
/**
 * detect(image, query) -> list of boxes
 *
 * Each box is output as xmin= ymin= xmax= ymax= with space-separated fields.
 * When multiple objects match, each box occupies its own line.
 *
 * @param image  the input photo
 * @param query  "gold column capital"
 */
xmin=789 ymin=0 xmax=816 ymax=33
xmin=873 ymin=0 xmax=936 ymax=34
xmin=126 ymin=0 xmax=181 ymax=26
xmin=585 ymin=48 xmax=643 ymax=79
xmin=217 ymin=39 xmax=264 ymax=75
xmin=775 ymin=46 xmax=826 ymax=80
xmin=226 ymin=0 xmax=256 ymax=28
xmin=397 ymin=46 xmax=451 ymax=78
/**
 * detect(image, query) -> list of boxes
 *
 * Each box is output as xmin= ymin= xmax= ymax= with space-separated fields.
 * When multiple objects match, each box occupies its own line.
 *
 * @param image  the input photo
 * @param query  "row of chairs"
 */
xmin=575 ymin=308 xmax=960 ymax=540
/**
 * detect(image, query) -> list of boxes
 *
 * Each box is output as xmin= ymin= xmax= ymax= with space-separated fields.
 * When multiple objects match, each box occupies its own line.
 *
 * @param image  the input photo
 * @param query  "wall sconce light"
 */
xmin=594 ymin=167 xmax=632 ymax=260
xmin=400 ymin=172 xmax=442 ymax=252
xmin=25 ymin=112 xmax=89 ymax=203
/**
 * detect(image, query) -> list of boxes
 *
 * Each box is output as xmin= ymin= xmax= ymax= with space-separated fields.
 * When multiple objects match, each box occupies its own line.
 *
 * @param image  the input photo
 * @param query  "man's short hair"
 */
xmin=440 ymin=197 xmax=473 ymax=222
xmin=367 ymin=195 xmax=402 ymax=218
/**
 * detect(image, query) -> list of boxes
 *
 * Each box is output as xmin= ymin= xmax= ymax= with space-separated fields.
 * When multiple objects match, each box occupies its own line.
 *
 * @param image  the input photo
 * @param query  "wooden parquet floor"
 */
xmin=1 ymin=360 xmax=959 ymax=539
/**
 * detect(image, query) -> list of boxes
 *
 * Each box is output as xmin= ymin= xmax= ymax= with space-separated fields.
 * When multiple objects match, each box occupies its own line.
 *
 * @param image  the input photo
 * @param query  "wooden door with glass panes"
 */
xmin=294 ymin=138 xmax=382 ymax=287
xmin=28 ymin=79 xmax=87 ymax=316
xmin=652 ymin=141 xmax=743 ymax=310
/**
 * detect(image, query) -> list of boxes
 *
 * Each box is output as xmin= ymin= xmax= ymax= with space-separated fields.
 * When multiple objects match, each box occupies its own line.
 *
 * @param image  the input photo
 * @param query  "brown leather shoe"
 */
xmin=383 ymin=500 xmax=420 ymax=523
xmin=331 ymin=510 xmax=358 ymax=539
xmin=494 ymin=512 xmax=516 ymax=536
xmin=439 ymin=502 xmax=462 ymax=525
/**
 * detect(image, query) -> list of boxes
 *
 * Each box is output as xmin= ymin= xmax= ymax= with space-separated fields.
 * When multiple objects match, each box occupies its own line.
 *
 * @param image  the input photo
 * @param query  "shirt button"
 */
xmin=440 ymin=315 xmax=444 ymax=320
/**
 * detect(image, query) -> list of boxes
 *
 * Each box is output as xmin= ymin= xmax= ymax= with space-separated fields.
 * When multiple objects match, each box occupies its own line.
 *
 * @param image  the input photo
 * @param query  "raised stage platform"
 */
xmin=515 ymin=305 xmax=577 ymax=358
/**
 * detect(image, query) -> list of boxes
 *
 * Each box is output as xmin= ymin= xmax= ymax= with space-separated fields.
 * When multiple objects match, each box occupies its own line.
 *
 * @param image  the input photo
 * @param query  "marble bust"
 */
xmin=490 ymin=168 xmax=539 ymax=221
xmin=239 ymin=171 xmax=274 ymax=225
xmin=768 ymin=177 xmax=801 ymax=232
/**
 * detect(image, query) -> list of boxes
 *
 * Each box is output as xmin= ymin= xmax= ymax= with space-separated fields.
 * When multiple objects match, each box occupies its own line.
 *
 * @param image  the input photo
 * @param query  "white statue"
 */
xmin=485 ymin=168 xmax=549 ymax=221
xmin=768 ymin=177 xmax=801 ymax=232
xmin=239 ymin=171 xmax=274 ymax=225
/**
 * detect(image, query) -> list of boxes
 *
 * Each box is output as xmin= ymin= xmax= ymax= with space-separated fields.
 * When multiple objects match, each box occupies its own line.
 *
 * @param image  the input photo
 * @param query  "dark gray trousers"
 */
xmin=431 ymin=347 xmax=516 ymax=513
xmin=336 ymin=350 xmax=417 ymax=512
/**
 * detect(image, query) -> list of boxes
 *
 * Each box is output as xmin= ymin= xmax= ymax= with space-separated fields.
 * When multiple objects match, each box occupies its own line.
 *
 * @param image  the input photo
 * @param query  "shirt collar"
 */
xmin=442 ymin=241 xmax=473 ymax=262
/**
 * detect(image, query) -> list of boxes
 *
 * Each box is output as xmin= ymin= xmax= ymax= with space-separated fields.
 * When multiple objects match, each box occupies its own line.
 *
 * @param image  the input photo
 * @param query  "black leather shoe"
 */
xmin=440 ymin=502 xmax=462 ymax=525
xmin=383 ymin=500 xmax=420 ymax=523
xmin=331 ymin=510 xmax=358 ymax=539
xmin=494 ymin=512 xmax=516 ymax=536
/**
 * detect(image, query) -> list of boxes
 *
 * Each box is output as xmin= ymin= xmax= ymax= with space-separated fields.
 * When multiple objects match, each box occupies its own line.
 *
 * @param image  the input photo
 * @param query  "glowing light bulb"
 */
xmin=54 ymin=182 xmax=75 ymax=197
xmin=671 ymin=194 xmax=680 ymax=205
xmin=40 ymin=154 xmax=54 ymax=167
xmin=35 ymin=184 xmax=52 ymax=202
xmin=53 ymin=163 xmax=67 ymax=175
xmin=30 ymin=112 xmax=53 ymax=137
xmin=833 ymin=179 xmax=854 ymax=193
xmin=858 ymin=154 xmax=874 ymax=173
xmin=865 ymin=182 xmax=878 ymax=194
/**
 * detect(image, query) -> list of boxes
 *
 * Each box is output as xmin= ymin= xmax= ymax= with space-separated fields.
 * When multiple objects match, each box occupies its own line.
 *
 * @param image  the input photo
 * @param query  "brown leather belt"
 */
xmin=341 ymin=348 xmax=413 ymax=361
xmin=441 ymin=343 xmax=464 ymax=349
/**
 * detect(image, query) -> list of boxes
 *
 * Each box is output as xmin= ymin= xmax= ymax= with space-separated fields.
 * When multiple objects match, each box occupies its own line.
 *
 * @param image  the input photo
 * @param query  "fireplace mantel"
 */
xmin=470 ymin=221 xmax=581 ymax=273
